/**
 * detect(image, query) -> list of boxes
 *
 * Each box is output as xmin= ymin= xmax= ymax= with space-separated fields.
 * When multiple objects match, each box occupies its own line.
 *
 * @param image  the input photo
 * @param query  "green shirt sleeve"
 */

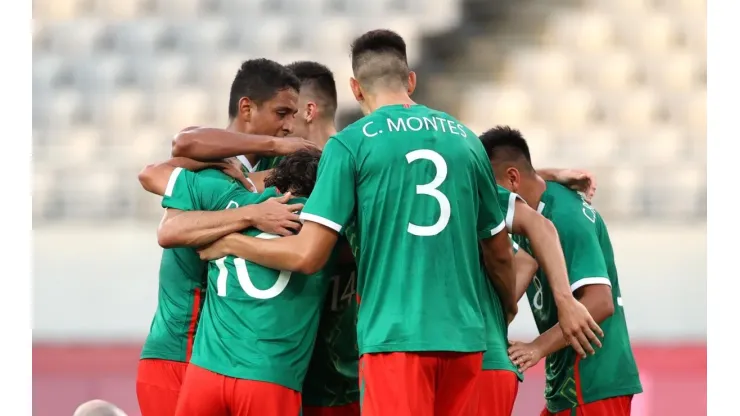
xmin=495 ymin=185 xmax=527 ymax=233
xmin=161 ymin=167 xmax=236 ymax=211
xmin=474 ymin=150 xmax=506 ymax=239
xmin=300 ymin=138 xmax=356 ymax=233
xmin=551 ymin=207 xmax=611 ymax=292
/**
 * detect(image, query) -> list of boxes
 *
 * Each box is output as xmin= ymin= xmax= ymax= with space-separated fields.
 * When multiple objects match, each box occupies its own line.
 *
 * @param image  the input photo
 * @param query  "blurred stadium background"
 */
xmin=32 ymin=0 xmax=706 ymax=415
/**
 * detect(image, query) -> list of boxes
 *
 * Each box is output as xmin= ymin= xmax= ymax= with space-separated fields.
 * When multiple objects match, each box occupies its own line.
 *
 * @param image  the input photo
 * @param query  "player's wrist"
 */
xmin=235 ymin=206 xmax=256 ymax=228
xmin=552 ymin=289 xmax=575 ymax=304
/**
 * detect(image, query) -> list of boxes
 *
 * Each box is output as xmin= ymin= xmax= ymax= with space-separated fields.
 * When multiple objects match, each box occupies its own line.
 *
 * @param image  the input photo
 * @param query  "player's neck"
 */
xmin=226 ymin=120 xmax=260 ymax=166
xmin=306 ymin=121 xmax=336 ymax=150
xmin=366 ymin=90 xmax=415 ymax=113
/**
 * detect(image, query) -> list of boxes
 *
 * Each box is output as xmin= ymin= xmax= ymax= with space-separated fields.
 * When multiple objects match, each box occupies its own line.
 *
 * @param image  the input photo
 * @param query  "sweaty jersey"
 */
xmin=300 ymin=104 xmax=506 ymax=355
xmin=516 ymin=182 xmax=642 ymax=412
xmin=162 ymin=168 xmax=333 ymax=392
xmin=478 ymin=185 xmax=526 ymax=378
xmin=140 ymin=169 xmax=234 ymax=362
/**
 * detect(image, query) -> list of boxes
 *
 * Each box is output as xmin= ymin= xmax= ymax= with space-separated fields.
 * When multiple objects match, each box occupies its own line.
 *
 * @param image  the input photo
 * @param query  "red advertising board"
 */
xmin=32 ymin=344 xmax=706 ymax=416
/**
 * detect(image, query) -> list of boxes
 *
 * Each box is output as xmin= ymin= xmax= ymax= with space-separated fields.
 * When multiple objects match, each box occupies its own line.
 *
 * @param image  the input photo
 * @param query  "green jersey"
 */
xmin=301 ymin=104 xmax=506 ymax=355
xmin=140 ymin=169 xmax=235 ymax=362
xmin=478 ymin=185 xmax=525 ymax=379
xmin=517 ymin=182 xmax=642 ymax=412
xmin=162 ymin=168 xmax=333 ymax=391
xmin=303 ymin=222 xmax=362 ymax=407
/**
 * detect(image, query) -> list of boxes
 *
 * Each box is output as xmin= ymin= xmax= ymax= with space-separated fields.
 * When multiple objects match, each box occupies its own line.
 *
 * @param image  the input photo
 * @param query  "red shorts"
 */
xmin=541 ymin=395 xmax=634 ymax=416
xmin=174 ymin=363 xmax=301 ymax=416
xmin=468 ymin=370 xmax=519 ymax=416
xmin=136 ymin=358 xmax=189 ymax=416
xmin=359 ymin=351 xmax=483 ymax=416
xmin=303 ymin=402 xmax=360 ymax=416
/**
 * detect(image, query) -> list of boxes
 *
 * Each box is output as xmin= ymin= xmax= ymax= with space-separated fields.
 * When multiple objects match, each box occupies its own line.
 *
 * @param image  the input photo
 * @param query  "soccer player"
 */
xmin=138 ymin=149 xmax=340 ymax=416
xmin=135 ymin=58 xmax=310 ymax=416
xmin=195 ymin=30 xmax=597 ymax=416
xmin=480 ymin=126 xmax=643 ymax=416
xmin=169 ymin=60 xmax=361 ymax=416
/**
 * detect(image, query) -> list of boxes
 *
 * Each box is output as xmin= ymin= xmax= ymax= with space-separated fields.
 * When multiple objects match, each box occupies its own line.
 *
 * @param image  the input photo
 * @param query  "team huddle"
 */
xmin=133 ymin=29 xmax=643 ymax=416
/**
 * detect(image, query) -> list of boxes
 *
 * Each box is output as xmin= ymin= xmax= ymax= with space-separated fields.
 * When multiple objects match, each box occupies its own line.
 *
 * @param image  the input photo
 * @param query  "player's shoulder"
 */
xmin=544 ymin=182 xmax=601 ymax=230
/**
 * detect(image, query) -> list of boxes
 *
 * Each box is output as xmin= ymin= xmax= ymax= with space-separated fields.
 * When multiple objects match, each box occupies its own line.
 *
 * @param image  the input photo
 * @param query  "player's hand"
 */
xmin=553 ymin=169 xmax=597 ymax=203
xmin=508 ymin=340 xmax=544 ymax=372
xmin=271 ymin=137 xmax=320 ymax=156
xmin=197 ymin=237 xmax=232 ymax=261
xmin=213 ymin=160 xmax=255 ymax=192
xmin=556 ymin=297 xmax=603 ymax=358
xmin=249 ymin=192 xmax=303 ymax=236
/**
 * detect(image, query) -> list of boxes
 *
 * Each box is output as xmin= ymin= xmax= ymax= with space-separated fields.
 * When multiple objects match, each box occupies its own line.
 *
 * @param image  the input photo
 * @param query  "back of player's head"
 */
xmin=73 ymin=400 xmax=128 ymax=416
xmin=264 ymin=148 xmax=322 ymax=198
xmin=350 ymin=29 xmax=410 ymax=90
xmin=286 ymin=61 xmax=338 ymax=120
xmin=228 ymin=58 xmax=301 ymax=119
xmin=479 ymin=126 xmax=535 ymax=174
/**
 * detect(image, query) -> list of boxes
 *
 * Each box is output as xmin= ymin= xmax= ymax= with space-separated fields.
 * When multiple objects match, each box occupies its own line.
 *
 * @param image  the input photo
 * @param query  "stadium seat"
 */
xmin=574 ymin=49 xmax=639 ymax=91
xmin=602 ymin=88 xmax=660 ymax=129
xmin=615 ymin=12 xmax=680 ymax=53
xmin=91 ymin=0 xmax=147 ymax=18
xmin=643 ymin=51 xmax=702 ymax=92
xmin=33 ymin=0 xmax=82 ymax=19
xmin=48 ymin=20 xmax=105 ymax=56
xmin=45 ymin=128 xmax=101 ymax=167
xmin=558 ymin=126 xmax=619 ymax=166
xmin=536 ymin=88 xmax=596 ymax=132
xmin=544 ymin=10 xmax=615 ymax=52
xmin=625 ymin=125 xmax=685 ymax=165
xmin=100 ymin=89 xmax=147 ymax=129
xmin=155 ymin=89 xmax=212 ymax=131
xmin=462 ymin=85 xmax=533 ymax=128
xmin=506 ymin=49 xmax=573 ymax=91
xmin=606 ymin=165 xmax=642 ymax=218
xmin=47 ymin=91 xmax=84 ymax=129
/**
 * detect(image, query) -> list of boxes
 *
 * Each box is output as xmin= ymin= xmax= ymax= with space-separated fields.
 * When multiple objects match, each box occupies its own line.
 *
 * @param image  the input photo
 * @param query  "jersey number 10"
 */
xmin=214 ymin=232 xmax=291 ymax=300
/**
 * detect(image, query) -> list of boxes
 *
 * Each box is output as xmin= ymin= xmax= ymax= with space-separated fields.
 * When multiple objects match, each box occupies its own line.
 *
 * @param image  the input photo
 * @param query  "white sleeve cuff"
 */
xmin=300 ymin=212 xmax=343 ymax=233
xmin=570 ymin=277 xmax=611 ymax=292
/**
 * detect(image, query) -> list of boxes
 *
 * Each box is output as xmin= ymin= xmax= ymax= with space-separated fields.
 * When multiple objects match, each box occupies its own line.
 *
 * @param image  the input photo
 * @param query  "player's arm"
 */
xmin=197 ymin=137 xmax=356 ymax=274
xmin=200 ymin=222 xmax=338 ymax=274
xmin=509 ymin=284 xmax=615 ymax=372
xmin=157 ymin=192 xmax=302 ymax=248
xmin=171 ymin=127 xmax=318 ymax=160
xmin=139 ymin=158 xmax=252 ymax=195
xmin=512 ymin=246 xmax=538 ymax=301
xmin=536 ymin=168 xmax=597 ymax=203
xmin=474 ymin=152 xmax=519 ymax=321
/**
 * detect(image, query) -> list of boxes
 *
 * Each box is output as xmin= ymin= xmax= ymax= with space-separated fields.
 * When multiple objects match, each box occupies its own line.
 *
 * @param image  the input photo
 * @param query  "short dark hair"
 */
xmin=228 ymin=58 xmax=301 ymax=119
xmin=264 ymin=148 xmax=322 ymax=197
xmin=350 ymin=29 xmax=409 ymax=89
xmin=479 ymin=126 xmax=535 ymax=172
xmin=286 ymin=61 xmax=338 ymax=119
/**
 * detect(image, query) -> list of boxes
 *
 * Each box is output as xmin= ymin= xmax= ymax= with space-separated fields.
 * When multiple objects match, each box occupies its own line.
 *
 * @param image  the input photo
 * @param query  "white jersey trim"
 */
xmin=237 ymin=155 xmax=258 ymax=173
xmin=505 ymin=192 xmax=524 ymax=232
xmin=164 ymin=167 xmax=183 ymax=197
xmin=570 ymin=277 xmax=611 ymax=293
xmin=489 ymin=220 xmax=506 ymax=236
xmin=300 ymin=212 xmax=342 ymax=233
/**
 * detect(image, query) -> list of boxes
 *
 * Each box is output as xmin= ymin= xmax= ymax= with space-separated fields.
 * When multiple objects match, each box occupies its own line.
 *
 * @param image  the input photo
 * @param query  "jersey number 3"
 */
xmin=406 ymin=149 xmax=451 ymax=237
xmin=214 ymin=232 xmax=291 ymax=300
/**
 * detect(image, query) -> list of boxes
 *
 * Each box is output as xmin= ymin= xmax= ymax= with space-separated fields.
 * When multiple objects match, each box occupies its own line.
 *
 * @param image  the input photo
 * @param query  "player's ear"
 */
xmin=239 ymin=96 xmax=253 ymax=123
xmin=506 ymin=167 xmax=521 ymax=192
xmin=407 ymin=71 xmax=417 ymax=95
xmin=350 ymin=77 xmax=363 ymax=102
xmin=305 ymin=101 xmax=318 ymax=123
